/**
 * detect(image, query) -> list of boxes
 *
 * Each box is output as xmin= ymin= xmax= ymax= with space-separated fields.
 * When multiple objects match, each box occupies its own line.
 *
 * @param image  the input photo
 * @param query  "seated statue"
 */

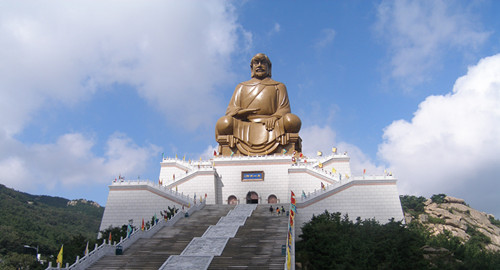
xmin=215 ymin=53 xmax=302 ymax=156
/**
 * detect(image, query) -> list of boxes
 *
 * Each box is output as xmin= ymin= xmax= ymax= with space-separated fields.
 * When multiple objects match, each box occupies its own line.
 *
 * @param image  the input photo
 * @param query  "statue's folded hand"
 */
xmin=235 ymin=108 xmax=260 ymax=119
xmin=264 ymin=117 xmax=278 ymax=131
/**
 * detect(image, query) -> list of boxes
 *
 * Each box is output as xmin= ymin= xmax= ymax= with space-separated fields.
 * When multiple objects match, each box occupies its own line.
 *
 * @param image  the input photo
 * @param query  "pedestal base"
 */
xmin=217 ymin=133 xmax=302 ymax=156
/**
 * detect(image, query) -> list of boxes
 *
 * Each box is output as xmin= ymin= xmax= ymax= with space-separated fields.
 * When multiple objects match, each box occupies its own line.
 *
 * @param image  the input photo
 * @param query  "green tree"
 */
xmin=430 ymin=194 xmax=446 ymax=204
xmin=296 ymin=211 xmax=429 ymax=269
xmin=0 ymin=252 xmax=45 ymax=270
xmin=98 ymin=224 xmax=134 ymax=244
xmin=400 ymin=195 xmax=426 ymax=216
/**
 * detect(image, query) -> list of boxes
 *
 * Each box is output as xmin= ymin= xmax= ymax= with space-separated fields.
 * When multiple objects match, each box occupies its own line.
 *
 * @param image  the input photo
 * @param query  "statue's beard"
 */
xmin=252 ymin=70 xmax=270 ymax=79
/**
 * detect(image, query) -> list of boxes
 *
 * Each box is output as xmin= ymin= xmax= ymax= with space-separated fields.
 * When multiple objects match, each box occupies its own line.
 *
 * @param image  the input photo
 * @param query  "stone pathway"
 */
xmin=208 ymin=205 xmax=289 ymax=269
xmin=159 ymin=204 xmax=257 ymax=270
xmin=87 ymin=205 xmax=234 ymax=270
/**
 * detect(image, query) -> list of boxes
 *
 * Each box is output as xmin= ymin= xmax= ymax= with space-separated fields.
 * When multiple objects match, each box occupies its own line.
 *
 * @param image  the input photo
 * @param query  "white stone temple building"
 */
xmin=99 ymin=152 xmax=404 ymax=234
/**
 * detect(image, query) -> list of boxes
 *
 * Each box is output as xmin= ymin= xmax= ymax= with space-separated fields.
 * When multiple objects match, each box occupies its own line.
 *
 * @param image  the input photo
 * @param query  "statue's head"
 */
xmin=250 ymin=53 xmax=272 ymax=79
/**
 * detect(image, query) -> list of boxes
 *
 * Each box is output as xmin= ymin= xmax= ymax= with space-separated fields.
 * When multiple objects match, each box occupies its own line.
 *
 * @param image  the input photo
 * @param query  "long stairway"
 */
xmin=87 ymin=204 xmax=288 ymax=269
xmin=208 ymin=205 xmax=288 ymax=269
xmin=87 ymin=205 xmax=234 ymax=270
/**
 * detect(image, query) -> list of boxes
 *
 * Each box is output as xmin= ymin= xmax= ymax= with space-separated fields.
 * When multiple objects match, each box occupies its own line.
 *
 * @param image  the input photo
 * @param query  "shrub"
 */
xmin=427 ymin=216 xmax=445 ymax=224
xmin=431 ymin=194 xmax=446 ymax=204
xmin=400 ymin=195 xmax=427 ymax=216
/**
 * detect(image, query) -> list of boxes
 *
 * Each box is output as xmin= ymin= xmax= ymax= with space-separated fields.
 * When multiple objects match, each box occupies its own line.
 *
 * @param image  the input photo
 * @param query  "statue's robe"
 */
xmin=225 ymin=77 xmax=291 ymax=154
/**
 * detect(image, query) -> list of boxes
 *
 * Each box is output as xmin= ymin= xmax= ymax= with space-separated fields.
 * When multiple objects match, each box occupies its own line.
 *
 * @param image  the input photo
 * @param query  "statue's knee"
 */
xmin=283 ymin=113 xmax=301 ymax=133
xmin=216 ymin=116 xmax=233 ymax=135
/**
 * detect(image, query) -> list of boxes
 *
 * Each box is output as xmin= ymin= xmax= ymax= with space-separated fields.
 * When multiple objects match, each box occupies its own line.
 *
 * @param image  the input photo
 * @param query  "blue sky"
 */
xmin=1 ymin=0 xmax=500 ymax=217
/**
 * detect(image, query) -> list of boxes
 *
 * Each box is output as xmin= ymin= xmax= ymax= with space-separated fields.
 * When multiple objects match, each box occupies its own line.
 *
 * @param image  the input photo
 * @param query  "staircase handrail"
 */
xmin=110 ymin=179 xmax=192 ymax=203
xmin=162 ymin=157 xmax=214 ymax=172
xmin=164 ymin=167 xmax=214 ymax=189
xmin=289 ymin=165 xmax=339 ymax=183
xmin=46 ymin=200 xmax=206 ymax=270
xmin=297 ymin=176 xmax=397 ymax=204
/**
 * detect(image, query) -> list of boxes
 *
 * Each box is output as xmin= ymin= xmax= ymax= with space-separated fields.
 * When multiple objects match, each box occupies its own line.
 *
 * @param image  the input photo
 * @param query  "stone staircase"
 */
xmin=87 ymin=204 xmax=288 ymax=269
xmin=87 ymin=205 xmax=234 ymax=270
xmin=208 ymin=205 xmax=288 ymax=269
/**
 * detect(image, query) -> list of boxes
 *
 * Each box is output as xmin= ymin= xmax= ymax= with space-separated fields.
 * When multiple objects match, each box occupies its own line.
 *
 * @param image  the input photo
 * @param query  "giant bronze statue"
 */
xmin=215 ymin=53 xmax=302 ymax=156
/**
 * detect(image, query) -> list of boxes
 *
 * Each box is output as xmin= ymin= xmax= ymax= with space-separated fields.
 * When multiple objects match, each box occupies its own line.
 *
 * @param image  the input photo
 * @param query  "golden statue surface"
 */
xmin=215 ymin=53 xmax=302 ymax=156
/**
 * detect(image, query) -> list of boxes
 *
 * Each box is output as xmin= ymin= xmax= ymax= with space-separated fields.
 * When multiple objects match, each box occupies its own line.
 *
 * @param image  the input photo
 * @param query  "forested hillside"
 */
xmin=296 ymin=195 xmax=500 ymax=269
xmin=0 ymin=184 xmax=104 ymax=269
xmin=2 ymin=185 xmax=500 ymax=269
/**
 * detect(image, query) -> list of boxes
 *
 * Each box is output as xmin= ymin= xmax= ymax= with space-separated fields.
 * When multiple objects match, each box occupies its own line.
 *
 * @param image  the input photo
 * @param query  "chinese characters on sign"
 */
xmin=241 ymin=171 xmax=264 ymax=181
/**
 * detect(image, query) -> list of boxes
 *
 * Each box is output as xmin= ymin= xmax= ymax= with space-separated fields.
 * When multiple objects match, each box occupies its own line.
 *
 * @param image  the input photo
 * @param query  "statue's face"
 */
xmin=251 ymin=58 xmax=270 ymax=79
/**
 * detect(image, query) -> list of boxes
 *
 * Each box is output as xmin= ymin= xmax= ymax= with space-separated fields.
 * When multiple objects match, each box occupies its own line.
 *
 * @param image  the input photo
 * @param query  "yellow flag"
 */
xmin=286 ymin=247 xmax=291 ymax=269
xmin=332 ymin=147 xmax=337 ymax=153
xmin=317 ymin=151 xmax=322 ymax=156
xmin=56 ymin=245 xmax=63 ymax=264
xmin=332 ymin=167 xmax=336 ymax=173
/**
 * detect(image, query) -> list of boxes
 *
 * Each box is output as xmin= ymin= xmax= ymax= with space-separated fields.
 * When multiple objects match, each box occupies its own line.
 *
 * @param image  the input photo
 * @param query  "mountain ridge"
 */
xmin=402 ymin=194 xmax=500 ymax=251
xmin=0 ymin=184 xmax=104 ymax=260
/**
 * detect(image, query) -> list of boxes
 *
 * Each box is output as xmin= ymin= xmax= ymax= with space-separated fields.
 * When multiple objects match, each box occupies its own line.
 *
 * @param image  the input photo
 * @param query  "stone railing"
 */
xmin=296 ymin=180 xmax=342 ymax=204
xmin=301 ymin=165 xmax=341 ymax=181
xmin=110 ymin=179 xmax=192 ymax=203
xmin=45 ymin=200 xmax=206 ymax=270
xmin=215 ymin=154 xmax=292 ymax=161
xmin=297 ymin=175 xmax=397 ymax=204
xmin=161 ymin=157 xmax=214 ymax=171
xmin=164 ymin=168 xmax=214 ymax=190
xmin=350 ymin=174 xmax=395 ymax=181
xmin=288 ymin=165 xmax=340 ymax=185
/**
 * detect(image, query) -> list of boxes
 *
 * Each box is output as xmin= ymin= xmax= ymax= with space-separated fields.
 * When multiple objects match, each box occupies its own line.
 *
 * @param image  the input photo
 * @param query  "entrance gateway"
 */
xmin=246 ymin=191 xmax=258 ymax=204
xmin=228 ymin=195 xmax=238 ymax=205
xmin=268 ymin=194 xmax=277 ymax=204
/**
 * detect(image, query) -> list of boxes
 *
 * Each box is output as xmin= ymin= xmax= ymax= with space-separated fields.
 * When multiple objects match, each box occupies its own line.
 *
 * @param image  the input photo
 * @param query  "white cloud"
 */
xmin=300 ymin=125 xmax=383 ymax=175
xmin=0 ymin=0 xmax=245 ymax=136
xmin=300 ymin=125 xmax=337 ymax=157
xmin=375 ymin=0 xmax=489 ymax=86
xmin=379 ymin=54 xmax=500 ymax=216
xmin=201 ymin=145 xmax=218 ymax=159
xmin=338 ymin=142 xmax=385 ymax=176
xmin=0 ymin=0 xmax=246 ymax=200
xmin=0 ymin=132 xmax=159 ymax=192
xmin=273 ymin=23 xmax=281 ymax=33
xmin=314 ymin=28 xmax=336 ymax=49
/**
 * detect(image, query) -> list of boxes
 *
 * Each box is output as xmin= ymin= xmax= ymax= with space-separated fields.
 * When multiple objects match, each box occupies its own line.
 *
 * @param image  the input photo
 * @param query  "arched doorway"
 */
xmin=268 ymin=194 xmax=277 ymax=204
xmin=228 ymin=195 xmax=238 ymax=205
xmin=246 ymin=191 xmax=259 ymax=204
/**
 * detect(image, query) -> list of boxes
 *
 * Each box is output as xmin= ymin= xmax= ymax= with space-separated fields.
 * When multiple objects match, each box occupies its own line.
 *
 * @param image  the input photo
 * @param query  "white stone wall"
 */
xmin=295 ymin=180 xmax=404 ymax=236
xmin=215 ymin=161 xmax=291 ymax=205
xmin=170 ymin=173 xmax=217 ymax=204
xmin=288 ymin=168 xmax=338 ymax=197
xmin=99 ymin=155 xmax=404 ymax=240
xmin=159 ymin=160 xmax=194 ymax=184
xmin=322 ymin=155 xmax=352 ymax=178
xmin=99 ymin=185 xmax=186 ymax=233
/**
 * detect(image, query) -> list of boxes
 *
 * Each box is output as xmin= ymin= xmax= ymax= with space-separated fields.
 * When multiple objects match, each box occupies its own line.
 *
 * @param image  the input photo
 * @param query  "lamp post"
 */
xmin=23 ymin=245 xmax=39 ymax=261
